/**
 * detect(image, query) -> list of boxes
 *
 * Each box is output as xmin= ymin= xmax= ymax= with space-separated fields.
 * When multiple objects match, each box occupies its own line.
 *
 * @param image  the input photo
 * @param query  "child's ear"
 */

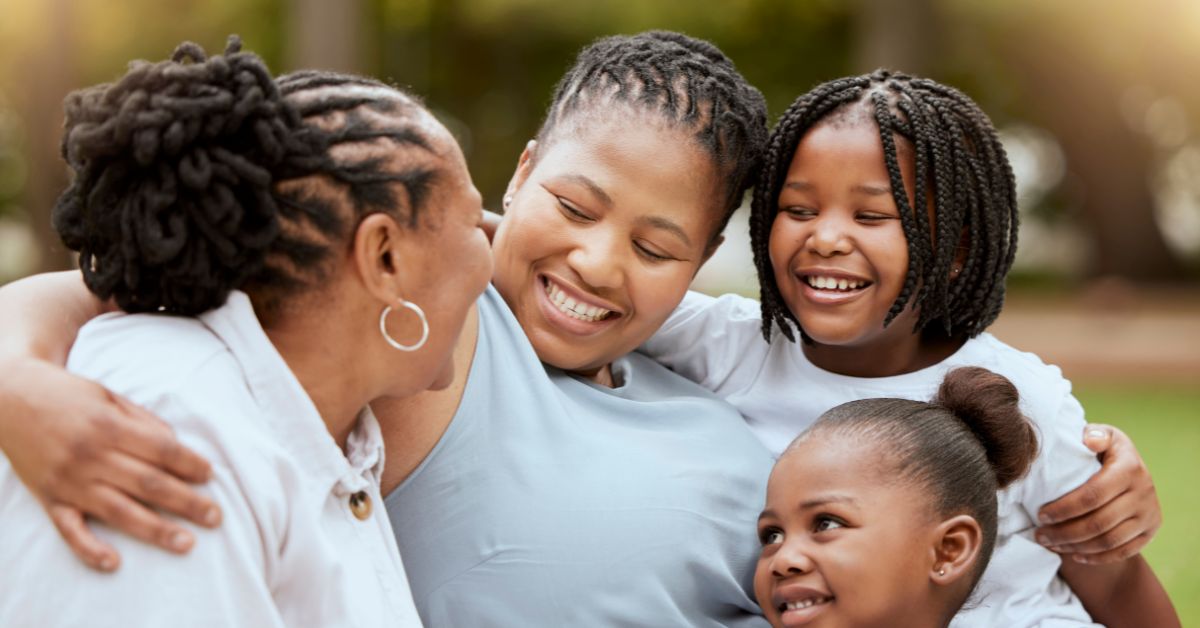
xmin=928 ymin=514 xmax=984 ymax=586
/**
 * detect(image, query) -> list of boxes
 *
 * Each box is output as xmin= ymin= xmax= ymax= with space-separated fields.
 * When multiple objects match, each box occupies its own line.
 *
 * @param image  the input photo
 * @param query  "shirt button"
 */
xmin=349 ymin=491 xmax=372 ymax=521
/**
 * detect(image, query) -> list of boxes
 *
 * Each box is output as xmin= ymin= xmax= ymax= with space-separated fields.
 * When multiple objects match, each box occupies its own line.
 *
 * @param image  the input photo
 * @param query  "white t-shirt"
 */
xmin=0 ymin=291 xmax=422 ymax=628
xmin=641 ymin=291 xmax=1103 ymax=628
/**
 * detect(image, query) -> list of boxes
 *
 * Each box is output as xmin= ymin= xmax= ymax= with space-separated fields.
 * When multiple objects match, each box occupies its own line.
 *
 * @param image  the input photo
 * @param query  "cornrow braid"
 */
xmin=536 ymin=31 xmax=768 ymax=238
xmin=53 ymin=37 xmax=444 ymax=317
xmin=750 ymin=69 xmax=1019 ymax=343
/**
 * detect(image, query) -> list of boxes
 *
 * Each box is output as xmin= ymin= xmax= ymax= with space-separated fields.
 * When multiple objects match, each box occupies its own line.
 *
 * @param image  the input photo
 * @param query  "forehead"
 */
xmin=767 ymin=435 xmax=914 ymax=508
xmin=535 ymin=112 xmax=722 ymax=236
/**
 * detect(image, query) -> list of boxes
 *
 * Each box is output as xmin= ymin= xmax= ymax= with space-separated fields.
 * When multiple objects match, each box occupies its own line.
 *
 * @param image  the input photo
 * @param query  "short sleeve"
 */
xmin=1019 ymin=389 xmax=1102 ymax=516
xmin=638 ymin=291 xmax=771 ymax=396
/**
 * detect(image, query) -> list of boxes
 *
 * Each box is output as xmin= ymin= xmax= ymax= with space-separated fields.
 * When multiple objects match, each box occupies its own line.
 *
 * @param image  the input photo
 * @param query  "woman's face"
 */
xmin=754 ymin=435 xmax=943 ymax=628
xmin=387 ymin=114 xmax=494 ymax=391
xmin=491 ymin=115 xmax=721 ymax=380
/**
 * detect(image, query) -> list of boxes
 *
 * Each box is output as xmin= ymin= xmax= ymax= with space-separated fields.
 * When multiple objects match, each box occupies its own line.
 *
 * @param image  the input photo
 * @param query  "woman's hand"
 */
xmin=1035 ymin=424 xmax=1162 ymax=564
xmin=0 ymin=357 xmax=221 ymax=571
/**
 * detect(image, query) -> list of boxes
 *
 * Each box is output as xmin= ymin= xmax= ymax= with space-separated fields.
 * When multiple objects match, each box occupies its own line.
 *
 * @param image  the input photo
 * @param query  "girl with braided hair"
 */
xmin=642 ymin=70 xmax=1178 ymax=627
xmin=0 ymin=37 xmax=492 ymax=626
xmin=1 ymin=31 xmax=775 ymax=626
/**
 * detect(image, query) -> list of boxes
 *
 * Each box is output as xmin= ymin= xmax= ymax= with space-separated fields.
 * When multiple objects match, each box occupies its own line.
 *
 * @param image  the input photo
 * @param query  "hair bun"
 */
xmin=934 ymin=367 xmax=1038 ymax=488
xmin=52 ymin=36 xmax=303 ymax=315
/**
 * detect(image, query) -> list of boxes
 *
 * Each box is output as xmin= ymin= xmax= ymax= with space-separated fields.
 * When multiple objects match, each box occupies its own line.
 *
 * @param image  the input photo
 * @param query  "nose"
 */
xmin=770 ymin=538 xmax=815 ymax=577
xmin=566 ymin=228 xmax=624 ymax=291
xmin=806 ymin=213 xmax=852 ymax=258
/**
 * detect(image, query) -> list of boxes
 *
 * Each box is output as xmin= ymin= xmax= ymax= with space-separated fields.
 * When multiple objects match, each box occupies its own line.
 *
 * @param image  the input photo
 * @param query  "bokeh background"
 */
xmin=1 ymin=0 xmax=1196 ymax=621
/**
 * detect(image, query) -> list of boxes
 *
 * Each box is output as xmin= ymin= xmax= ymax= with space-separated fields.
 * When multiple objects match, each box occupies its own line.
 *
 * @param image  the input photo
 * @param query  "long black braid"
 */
xmin=750 ymin=70 xmax=1018 ymax=343
xmin=536 ymin=31 xmax=768 ymax=239
xmin=53 ymin=36 xmax=442 ymax=317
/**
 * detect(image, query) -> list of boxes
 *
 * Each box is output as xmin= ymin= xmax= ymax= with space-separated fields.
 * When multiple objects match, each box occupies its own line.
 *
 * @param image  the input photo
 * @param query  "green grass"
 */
xmin=1074 ymin=382 xmax=1200 ymax=625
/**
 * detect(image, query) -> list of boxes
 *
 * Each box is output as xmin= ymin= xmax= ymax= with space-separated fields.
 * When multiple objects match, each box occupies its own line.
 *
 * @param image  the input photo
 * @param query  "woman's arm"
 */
xmin=1059 ymin=555 xmax=1180 ymax=628
xmin=0 ymin=271 xmax=219 ymax=571
xmin=1034 ymin=424 xmax=1162 ymax=564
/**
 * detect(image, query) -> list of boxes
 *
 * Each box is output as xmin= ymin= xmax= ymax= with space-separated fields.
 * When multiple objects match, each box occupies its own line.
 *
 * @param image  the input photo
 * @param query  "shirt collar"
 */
xmin=199 ymin=291 xmax=384 ymax=495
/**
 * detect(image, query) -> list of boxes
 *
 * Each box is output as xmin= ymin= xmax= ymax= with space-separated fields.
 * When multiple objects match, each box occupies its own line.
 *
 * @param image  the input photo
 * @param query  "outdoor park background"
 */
xmin=0 ymin=0 xmax=1196 ymax=621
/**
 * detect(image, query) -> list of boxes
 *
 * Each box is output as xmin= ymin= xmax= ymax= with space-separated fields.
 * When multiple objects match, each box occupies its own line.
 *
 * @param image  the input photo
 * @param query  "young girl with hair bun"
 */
xmin=644 ymin=70 xmax=1178 ymax=626
xmin=757 ymin=367 xmax=1039 ymax=628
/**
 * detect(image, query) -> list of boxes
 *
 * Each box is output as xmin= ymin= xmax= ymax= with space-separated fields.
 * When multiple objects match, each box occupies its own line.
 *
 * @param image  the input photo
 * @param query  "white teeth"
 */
xmin=806 ymin=276 xmax=866 ymax=291
xmin=542 ymin=279 xmax=612 ymax=322
xmin=784 ymin=596 xmax=831 ymax=611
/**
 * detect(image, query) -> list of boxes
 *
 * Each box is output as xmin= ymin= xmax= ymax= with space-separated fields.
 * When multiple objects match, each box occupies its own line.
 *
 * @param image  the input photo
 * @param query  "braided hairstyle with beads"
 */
xmin=54 ymin=36 xmax=443 ymax=318
xmin=535 ymin=30 xmax=768 ymax=240
xmin=750 ymin=70 xmax=1019 ymax=343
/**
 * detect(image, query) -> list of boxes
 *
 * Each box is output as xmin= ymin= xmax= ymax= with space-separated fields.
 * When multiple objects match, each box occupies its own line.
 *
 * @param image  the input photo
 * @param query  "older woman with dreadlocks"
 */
xmin=0 ymin=37 xmax=492 ymax=626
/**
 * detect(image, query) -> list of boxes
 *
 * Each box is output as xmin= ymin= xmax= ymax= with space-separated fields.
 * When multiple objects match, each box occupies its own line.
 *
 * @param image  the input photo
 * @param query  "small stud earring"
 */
xmin=937 ymin=568 xmax=946 ymax=576
xmin=503 ymin=194 xmax=513 ymax=208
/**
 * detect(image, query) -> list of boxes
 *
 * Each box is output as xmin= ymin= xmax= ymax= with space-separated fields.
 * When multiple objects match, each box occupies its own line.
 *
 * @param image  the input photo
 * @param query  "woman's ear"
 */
xmin=502 ymin=139 xmax=538 ymax=211
xmin=929 ymin=514 xmax=984 ymax=586
xmin=352 ymin=212 xmax=409 ymax=304
xmin=950 ymin=228 xmax=970 ymax=280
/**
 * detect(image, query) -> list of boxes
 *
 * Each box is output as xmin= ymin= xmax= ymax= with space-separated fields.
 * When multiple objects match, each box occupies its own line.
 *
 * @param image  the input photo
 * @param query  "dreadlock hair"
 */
xmin=750 ymin=70 xmax=1019 ymax=343
xmin=53 ymin=36 xmax=443 ymax=318
xmin=534 ymin=31 xmax=768 ymax=240
xmin=784 ymin=366 xmax=1038 ymax=595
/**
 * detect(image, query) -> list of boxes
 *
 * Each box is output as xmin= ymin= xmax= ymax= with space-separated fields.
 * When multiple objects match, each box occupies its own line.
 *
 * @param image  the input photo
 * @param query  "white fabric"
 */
xmin=641 ymin=291 xmax=1104 ymax=628
xmin=0 ymin=291 xmax=422 ymax=628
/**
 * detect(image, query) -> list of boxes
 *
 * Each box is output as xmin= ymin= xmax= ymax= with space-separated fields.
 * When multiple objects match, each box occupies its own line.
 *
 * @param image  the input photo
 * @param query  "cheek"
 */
xmin=767 ymin=215 xmax=801 ymax=275
xmin=629 ymin=264 xmax=697 ymax=325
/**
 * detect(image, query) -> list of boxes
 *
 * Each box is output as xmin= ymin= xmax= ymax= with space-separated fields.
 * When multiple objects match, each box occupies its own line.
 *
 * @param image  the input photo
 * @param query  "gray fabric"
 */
xmin=386 ymin=286 xmax=771 ymax=627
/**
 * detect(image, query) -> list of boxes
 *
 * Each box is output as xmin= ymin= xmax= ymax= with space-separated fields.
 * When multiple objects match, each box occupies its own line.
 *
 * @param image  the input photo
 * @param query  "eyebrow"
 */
xmin=640 ymin=215 xmax=693 ymax=248
xmin=798 ymin=494 xmax=858 ymax=509
xmin=782 ymin=180 xmax=891 ymax=197
xmin=559 ymin=174 xmax=614 ymax=208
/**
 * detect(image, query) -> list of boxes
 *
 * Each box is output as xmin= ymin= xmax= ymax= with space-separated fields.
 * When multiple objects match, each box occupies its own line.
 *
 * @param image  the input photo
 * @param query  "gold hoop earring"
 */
xmin=379 ymin=300 xmax=429 ymax=352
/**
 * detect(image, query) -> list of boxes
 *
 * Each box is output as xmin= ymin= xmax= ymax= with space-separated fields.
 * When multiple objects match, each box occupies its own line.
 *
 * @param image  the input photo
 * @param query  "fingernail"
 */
xmin=203 ymin=507 xmax=220 ymax=527
xmin=98 ymin=555 xmax=116 ymax=571
xmin=169 ymin=531 xmax=192 ymax=551
xmin=1035 ymin=533 xmax=1050 ymax=546
xmin=1087 ymin=429 xmax=1107 ymax=440
xmin=1038 ymin=512 xmax=1054 ymax=525
xmin=1072 ymin=555 xmax=1089 ymax=564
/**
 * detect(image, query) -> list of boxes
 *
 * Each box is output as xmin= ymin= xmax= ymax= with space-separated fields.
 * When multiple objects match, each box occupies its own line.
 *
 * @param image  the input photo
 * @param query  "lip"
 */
xmin=771 ymin=584 xmax=835 ymax=627
xmin=535 ymin=273 xmax=623 ymax=337
xmin=792 ymin=267 xmax=873 ymax=306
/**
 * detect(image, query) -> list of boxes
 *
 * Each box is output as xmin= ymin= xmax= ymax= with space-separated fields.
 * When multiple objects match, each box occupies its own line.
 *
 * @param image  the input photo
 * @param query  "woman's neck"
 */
xmin=265 ymin=316 xmax=369 ymax=451
xmin=570 ymin=362 xmax=616 ymax=388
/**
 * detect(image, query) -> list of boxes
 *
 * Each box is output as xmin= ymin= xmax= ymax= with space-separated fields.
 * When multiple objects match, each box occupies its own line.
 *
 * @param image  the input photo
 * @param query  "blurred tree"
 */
xmin=14 ymin=0 xmax=76 ymax=272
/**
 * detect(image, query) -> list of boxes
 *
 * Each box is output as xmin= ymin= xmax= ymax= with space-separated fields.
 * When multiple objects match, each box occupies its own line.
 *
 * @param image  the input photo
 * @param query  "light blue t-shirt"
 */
xmin=386 ymin=286 xmax=772 ymax=627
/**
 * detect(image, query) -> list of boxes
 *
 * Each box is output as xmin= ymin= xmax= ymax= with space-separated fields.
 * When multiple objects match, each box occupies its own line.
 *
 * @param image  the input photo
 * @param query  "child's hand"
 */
xmin=1034 ymin=424 xmax=1161 ymax=564
xmin=0 ymin=357 xmax=221 ymax=571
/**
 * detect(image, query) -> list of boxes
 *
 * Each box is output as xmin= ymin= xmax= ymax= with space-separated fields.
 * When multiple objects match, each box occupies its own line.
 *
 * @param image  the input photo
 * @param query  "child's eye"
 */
xmin=856 ymin=211 xmax=896 ymax=223
xmin=813 ymin=516 xmax=845 ymax=534
xmin=634 ymin=241 xmax=672 ymax=262
xmin=781 ymin=206 xmax=817 ymax=219
xmin=759 ymin=527 xmax=785 ymax=546
xmin=557 ymin=198 xmax=592 ymax=222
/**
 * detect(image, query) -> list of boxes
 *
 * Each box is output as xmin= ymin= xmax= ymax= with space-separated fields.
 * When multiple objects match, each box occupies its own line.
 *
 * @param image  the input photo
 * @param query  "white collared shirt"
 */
xmin=0 ymin=291 xmax=422 ymax=628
